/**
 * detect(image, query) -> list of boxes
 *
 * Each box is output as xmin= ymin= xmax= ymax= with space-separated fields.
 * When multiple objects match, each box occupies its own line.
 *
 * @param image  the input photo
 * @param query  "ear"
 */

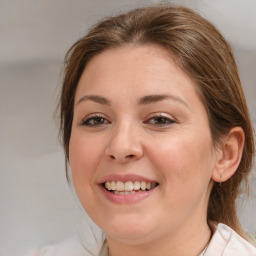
xmin=211 ymin=127 xmax=245 ymax=183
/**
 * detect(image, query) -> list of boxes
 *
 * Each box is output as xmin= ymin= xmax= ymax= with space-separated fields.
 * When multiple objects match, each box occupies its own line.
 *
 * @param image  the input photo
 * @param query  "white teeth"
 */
xmin=134 ymin=181 xmax=140 ymax=190
xmin=104 ymin=181 xmax=158 ymax=192
xmin=106 ymin=181 xmax=111 ymax=190
xmin=140 ymin=181 xmax=146 ymax=190
xmin=116 ymin=181 xmax=124 ymax=191
xmin=110 ymin=181 xmax=116 ymax=190
xmin=114 ymin=190 xmax=136 ymax=195
xmin=124 ymin=181 xmax=133 ymax=191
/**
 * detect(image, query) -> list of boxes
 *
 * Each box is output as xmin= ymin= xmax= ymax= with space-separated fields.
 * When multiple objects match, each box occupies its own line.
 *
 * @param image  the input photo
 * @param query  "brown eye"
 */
xmin=82 ymin=115 xmax=110 ymax=126
xmin=145 ymin=115 xmax=175 ymax=126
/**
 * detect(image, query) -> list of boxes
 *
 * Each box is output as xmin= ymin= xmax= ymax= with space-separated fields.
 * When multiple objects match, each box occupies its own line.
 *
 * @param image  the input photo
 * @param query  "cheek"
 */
xmin=69 ymin=133 xmax=104 ymax=187
xmin=146 ymin=132 xmax=214 ymax=186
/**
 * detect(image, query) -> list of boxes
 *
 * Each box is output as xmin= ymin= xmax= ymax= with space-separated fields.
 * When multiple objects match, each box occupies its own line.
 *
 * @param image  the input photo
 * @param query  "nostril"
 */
xmin=126 ymin=154 xmax=135 ymax=159
xmin=107 ymin=153 xmax=139 ymax=162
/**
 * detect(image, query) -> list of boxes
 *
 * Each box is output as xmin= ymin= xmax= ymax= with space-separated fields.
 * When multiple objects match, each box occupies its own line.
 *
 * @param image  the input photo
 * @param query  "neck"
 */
xmin=106 ymin=219 xmax=212 ymax=256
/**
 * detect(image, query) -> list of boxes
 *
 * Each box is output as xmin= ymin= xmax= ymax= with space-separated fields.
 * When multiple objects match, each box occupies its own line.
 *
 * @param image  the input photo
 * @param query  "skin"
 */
xmin=69 ymin=45 xmax=243 ymax=256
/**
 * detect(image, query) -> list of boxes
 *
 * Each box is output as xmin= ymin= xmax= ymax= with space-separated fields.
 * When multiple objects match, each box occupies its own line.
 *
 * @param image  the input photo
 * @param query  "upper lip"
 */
xmin=98 ymin=174 xmax=158 ymax=184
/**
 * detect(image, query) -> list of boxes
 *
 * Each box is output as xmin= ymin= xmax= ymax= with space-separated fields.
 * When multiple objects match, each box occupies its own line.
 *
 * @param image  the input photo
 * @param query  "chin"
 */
xmin=99 ymin=214 xmax=156 ymax=243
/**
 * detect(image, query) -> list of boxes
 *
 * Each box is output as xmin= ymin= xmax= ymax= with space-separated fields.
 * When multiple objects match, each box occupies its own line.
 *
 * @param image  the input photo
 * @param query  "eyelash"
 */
xmin=80 ymin=113 xmax=175 ymax=127
xmin=81 ymin=113 xmax=110 ymax=127
xmin=144 ymin=113 xmax=175 ymax=126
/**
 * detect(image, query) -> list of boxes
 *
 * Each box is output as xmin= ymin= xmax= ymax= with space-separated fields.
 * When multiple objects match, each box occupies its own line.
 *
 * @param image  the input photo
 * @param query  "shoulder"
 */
xmin=205 ymin=223 xmax=256 ymax=256
xmin=28 ymin=234 xmax=105 ymax=256
xmin=42 ymin=236 xmax=88 ymax=256
xmin=26 ymin=219 xmax=105 ymax=256
xmin=26 ymin=237 xmax=88 ymax=256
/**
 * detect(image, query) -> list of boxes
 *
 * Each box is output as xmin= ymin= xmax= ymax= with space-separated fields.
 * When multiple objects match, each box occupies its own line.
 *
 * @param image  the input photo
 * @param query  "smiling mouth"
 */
xmin=103 ymin=181 xmax=158 ymax=195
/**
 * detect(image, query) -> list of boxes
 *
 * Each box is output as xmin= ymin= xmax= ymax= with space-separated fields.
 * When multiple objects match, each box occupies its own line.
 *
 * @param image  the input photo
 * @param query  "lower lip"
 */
xmin=99 ymin=185 xmax=157 ymax=204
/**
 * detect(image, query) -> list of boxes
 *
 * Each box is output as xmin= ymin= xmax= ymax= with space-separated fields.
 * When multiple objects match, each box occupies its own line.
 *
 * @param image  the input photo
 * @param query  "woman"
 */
xmin=41 ymin=4 xmax=255 ymax=256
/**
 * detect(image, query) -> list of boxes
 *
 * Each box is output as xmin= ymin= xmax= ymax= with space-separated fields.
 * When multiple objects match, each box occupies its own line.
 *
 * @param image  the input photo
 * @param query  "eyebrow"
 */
xmin=137 ymin=94 xmax=189 ymax=108
xmin=76 ymin=94 xmax=189 ymax=108
xmin=76 ymin=95 xmax=111 ymax=106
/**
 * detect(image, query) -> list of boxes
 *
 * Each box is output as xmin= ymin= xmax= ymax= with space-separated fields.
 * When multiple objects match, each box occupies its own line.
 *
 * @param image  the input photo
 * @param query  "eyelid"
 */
xmin=82 ymin=112 xmax=104 ymax=119
xmin=145 ymin=112 xmax=175 ymax=120
xmin=80 ymin=112 xmax=110 ymax=125
xmin=144 ymin=112 xmax=176 ymax=125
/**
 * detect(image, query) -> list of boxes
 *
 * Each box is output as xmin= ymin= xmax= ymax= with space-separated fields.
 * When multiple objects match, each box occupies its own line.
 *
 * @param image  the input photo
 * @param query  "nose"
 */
xmin=105 ymin=122 xmax=143 ymax=163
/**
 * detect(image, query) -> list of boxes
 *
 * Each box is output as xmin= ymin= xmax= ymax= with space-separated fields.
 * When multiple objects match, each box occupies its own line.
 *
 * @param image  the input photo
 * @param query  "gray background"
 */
xmin=0 ymin=0 xmax=255 ymax=255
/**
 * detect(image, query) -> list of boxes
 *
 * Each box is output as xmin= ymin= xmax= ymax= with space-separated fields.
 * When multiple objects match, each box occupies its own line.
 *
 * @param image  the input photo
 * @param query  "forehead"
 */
xmin=74 ymin=44 xmax=204 ymax=112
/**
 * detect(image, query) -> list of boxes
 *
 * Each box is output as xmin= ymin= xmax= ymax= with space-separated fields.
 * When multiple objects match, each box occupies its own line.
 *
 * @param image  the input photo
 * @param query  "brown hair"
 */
xmin=59 ymin=4 xmax=255 ymax=237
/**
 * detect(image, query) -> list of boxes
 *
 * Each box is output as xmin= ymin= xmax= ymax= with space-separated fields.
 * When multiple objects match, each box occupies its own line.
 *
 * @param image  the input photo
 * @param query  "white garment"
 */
xmin=205 ymin=223 xmax=256 ymax=256
xmin=32 ymin=223 xmax=256 ymax=256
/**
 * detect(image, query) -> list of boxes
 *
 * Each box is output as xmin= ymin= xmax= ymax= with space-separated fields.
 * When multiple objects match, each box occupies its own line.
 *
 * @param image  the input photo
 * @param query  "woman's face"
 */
xmin=69 ymin=45 xmax=218 ymax=244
